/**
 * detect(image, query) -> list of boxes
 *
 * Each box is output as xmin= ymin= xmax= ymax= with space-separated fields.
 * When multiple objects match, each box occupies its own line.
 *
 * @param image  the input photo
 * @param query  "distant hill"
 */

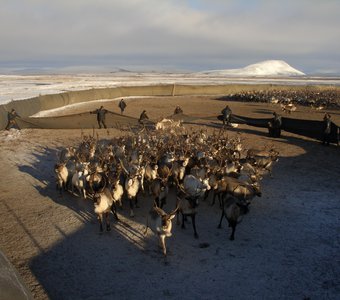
xmin=199 ymin=60 xmax=305 ymax=76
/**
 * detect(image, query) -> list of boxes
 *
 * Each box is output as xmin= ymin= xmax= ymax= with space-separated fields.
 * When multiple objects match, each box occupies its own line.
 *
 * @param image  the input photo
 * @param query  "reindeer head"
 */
xmin=153 ymin=205 xmax=178 ymax=236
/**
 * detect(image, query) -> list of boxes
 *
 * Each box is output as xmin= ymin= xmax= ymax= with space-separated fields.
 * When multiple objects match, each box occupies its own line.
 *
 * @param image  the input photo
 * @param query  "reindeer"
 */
xmin=176 ymin=189 xmax=200 ymax=239
xmin=246 ymin=146 xmax=279 ymax=160
xmin=144 ymin=162 xmax=158 ymax=182
xmin=176 ymin=175 xmax=211 ymax=238
xmin=149 ymin=177 xmax=169 ymax=208
xmin=106 ymin=172 xmax=124 ymax=208
xmin=281 ymin=102 xmax=296 ymax=114
xmin=155 ymin=118 xmax=182 ymax=131
xmin=253 ymin=155 xmax=279 ymax=178
xmin=172 ymin=157 xmax=189 ymax=187
xmin=224 ymin=176 xmax=262 ymax=204
xmin=124 ymin=174 xmax=141 ymax=217
xmin=218 ymin=196 xmax=249 ymax=240
xmin=182 ymin=174 xmax=210 ymax=199
xmin=144 ymin=205 xmax=179 ymax=257
xmin=71 ymin=162 xmax=90 ymax=199
xmin=213 ymin=176 xmax=261 ymax=208
xmin=250 ymin=149 xmax=279 ymax=178
xmin=119 ymin=158 xmax=144 ymax=217
xmin=93 ymin=178 xmax=120 ymax=232
xmin=54 ymin=163 xmax=69 ymax=195
xmin=59 ymin=146 xmax=76 ymax=163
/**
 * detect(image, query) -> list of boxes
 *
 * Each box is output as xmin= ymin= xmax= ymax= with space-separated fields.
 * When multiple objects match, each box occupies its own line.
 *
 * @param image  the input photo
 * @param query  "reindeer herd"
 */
xmin=54 ymin=125 xmax=279 ymax=256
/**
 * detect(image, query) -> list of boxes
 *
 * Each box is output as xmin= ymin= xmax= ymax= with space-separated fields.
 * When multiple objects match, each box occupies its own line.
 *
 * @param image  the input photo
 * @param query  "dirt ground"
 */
xmin=0 ymin=95 xmax=339 ymax=300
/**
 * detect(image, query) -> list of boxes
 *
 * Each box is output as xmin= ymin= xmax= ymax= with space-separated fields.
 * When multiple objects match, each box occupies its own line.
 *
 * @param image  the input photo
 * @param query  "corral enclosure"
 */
xmin=0 ymin=86 xmax=340 ymax=300
xmin=1 ymin=83 xmax=340 ymax=129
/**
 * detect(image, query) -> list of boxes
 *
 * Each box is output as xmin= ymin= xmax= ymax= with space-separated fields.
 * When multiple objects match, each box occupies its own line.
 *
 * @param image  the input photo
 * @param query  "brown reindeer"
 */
xmin=218 ymin=196 xmax=249 ymax=240
xmin=144 ymin=205 xmax=179 ymax=256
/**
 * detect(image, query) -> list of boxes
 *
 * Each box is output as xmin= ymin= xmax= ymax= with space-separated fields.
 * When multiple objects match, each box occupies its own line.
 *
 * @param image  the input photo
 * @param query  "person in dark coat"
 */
xmin=174 ymin=105 xmax=183 ymax=115
xmin=322 ymin=113 xmax=332 ymax=146
xmin=5 ymin=108 xmax=21 ymax=130
xmin=118 ymin=99 xmax=127 ymax=114
xmin=268 ymin=112 xmax=282 ymax=138
xmin=139 ymin=110 xmax=149 ymax=124
xmin=90 ymin=106 xmax=108 ymax=129
xmin=221 ymin=105 xmax=232 ymax=126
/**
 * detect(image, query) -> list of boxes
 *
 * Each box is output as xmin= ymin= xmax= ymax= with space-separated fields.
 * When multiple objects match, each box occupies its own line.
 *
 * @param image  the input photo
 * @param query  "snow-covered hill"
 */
xmin=199 ymin=60 xmax=305 ymax=76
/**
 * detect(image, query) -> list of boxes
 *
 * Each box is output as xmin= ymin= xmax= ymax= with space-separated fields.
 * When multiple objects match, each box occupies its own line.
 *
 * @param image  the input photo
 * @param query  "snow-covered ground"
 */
xmin=1 ymin=60 xmax=340 ymax=105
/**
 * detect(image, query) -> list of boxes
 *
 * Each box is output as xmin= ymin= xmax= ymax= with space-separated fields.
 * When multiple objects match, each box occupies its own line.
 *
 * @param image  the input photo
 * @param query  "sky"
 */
xmin=0 ymin=0 xmax=339 ymax=75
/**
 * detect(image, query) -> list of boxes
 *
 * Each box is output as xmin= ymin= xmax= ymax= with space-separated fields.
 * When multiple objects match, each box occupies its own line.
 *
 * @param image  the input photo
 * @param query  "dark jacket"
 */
xmin=221 ymin=106 xmax=231 ymax=118
xmin=119 ymin=100 xmax=127 ymax=111
xmin=271 ymin=115 xmax=282 ymax=129
xmin=92 ymin=108 xmax=108 ymax=121
xmin=139 ymin=111 xmax=149 ymax=122
xmin=174 ymin=106 xmax=183 ymax=114
xmin=8 ymin=110 xmax=20 ymax=121
xmin=323 ymin=118 xmax=331 ymax=134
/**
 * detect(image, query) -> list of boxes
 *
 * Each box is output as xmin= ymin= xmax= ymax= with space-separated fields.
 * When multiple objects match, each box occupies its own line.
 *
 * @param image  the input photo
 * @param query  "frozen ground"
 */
xmin=0 ymin=96 xmax=339 ymax=300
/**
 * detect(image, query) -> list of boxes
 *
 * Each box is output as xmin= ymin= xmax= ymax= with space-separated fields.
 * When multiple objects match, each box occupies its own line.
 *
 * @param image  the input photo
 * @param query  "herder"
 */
xmin=91 ymin=106 xmax=109 ymax=129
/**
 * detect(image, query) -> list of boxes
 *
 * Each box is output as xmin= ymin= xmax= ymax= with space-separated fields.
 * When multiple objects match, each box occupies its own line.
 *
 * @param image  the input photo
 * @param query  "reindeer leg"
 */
xmin=203 ymin=189 xmax=210 ymax=201
xmin=98 ymin=214 xmax=104 ymax=232
xmin=135 ymin=195 xmax=140 ymax=208
xmin=176 ymin=211 xmax=180 ymax=225
xmin=210 ymin=194 xmax=215 ymax=206
xmin=218 ymin=209 xmax=225 ymax=229
xmin=218 ymin=193 xmax=223 ymax=209
xmin=106 ymin=212 xmax=111 ymax=231
xmin=229 ymin=221 xmax=236 ymax=241
xmin=191 ymin=214 xmax=198 ymax=239
xmin=56 ymin=182 xmax=62 ymax=195
xmin=160 ymin=235 xmax=167 ymax=256
xmin=143 ymin=218 xmax=149 ymax=235
xmin=129 ymin=198 xmax=134 ymax=217
xmin=111 ymin=203 xmax=119 ymax=221
xmin=181 ymin=213 xmax=186 ymax=229
xmin=155 ymin=196 xmax=160 ymax=208
xmin=76 ymin=186 xmax=82 ymax=198
xmin=211 ymin=192 xmax=218 ymax=206
xmin=161 ymin=196 xmax=166 ymax=208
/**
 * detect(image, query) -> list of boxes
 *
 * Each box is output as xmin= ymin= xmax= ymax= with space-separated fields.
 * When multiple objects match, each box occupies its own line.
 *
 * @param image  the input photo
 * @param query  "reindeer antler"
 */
xmin=153 ymin=204 xmax=166 ymax=216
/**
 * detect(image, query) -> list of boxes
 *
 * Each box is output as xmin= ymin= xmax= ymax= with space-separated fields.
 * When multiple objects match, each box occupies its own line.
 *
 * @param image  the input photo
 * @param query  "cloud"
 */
xmin=0 ymin=0 xmax=339 ymax=73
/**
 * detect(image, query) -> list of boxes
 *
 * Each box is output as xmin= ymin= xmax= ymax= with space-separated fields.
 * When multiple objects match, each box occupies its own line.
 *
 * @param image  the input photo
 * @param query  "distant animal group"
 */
xmin=222 ymin=88 xmax=339 ymax=110
xmin=54 ymin=124 xmax=279 ymax=257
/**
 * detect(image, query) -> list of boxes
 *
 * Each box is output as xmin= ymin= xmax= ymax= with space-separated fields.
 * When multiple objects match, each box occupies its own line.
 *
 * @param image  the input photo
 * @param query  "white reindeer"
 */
xmin=71 ymin=162 xmax=89 ymax=199
xmin=155 ymin=118 xmax=182 ymax=131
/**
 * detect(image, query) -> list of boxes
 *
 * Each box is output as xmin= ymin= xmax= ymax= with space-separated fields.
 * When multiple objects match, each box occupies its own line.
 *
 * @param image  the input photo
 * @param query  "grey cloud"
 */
xmin=0 ymin=0 xmax=339 ymax=74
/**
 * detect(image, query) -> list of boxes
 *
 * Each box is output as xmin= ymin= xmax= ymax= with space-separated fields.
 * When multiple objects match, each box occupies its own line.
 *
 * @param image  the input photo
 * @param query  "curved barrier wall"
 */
xmin=1 ymin=83 xmax=339 ymax=129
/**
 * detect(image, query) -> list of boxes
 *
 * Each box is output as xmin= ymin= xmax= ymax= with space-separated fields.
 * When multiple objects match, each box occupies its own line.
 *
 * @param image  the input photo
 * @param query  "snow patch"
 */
xmin=199 ymin=60 xmax=305 ymax=76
